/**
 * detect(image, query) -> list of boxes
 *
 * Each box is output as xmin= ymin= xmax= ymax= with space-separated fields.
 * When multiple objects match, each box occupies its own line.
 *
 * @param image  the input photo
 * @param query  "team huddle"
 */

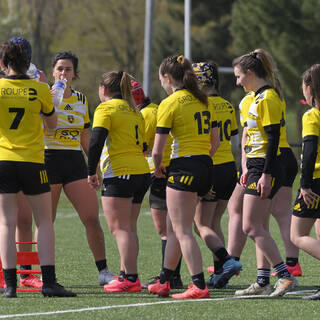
xmin=0 ymin=37 xmax=320 ymax=301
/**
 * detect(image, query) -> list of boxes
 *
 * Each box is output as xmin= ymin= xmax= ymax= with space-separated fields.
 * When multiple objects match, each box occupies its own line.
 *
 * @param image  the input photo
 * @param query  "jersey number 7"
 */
xmin=9 ymin=108 xmax=25 ymax=129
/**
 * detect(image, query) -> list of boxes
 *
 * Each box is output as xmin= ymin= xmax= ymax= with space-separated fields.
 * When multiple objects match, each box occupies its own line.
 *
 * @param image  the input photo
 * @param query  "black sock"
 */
xmin=232 ymin=256 xmax=240 ymax=262
xmin=160 ymin=268 xmax=174 ymax=284
xmin=191 ymin=272 xmax=205 ymax=290
xmin=125 ymin=274 xmax=138 ymax=282
xmin=256 ymin=268 xmax=270 ymax=287
xmin=119 ymin=270 xmax=125 ymax=278
xmin=274 ymin=262 xmax=291 ymax=278
xmin=41 ymin=265 xmax=56 ymax=286
xmin=214 ymin=260 xmax=223 ymax=274
xmin=161 ymin=239 xmax=167 ymax=269
xmin=213 ymin=247 xmax=231 ymax=265
xmin=173 ymin=257 xmax=182 ymax=276
xmin=20 ymin=265 xmax=31 ymax=279
xmin=286 ymin=257 xmax=298 ymax=267
xmin=95 ymin=259 xmax=107 ymax=272
xmin=3 ymin=268 xmax=17 ymax=288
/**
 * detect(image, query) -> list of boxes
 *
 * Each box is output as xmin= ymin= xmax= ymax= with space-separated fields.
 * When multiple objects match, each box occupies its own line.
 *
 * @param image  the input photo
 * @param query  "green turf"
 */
xmin=1 ymin=183 xmax=320 ymax=320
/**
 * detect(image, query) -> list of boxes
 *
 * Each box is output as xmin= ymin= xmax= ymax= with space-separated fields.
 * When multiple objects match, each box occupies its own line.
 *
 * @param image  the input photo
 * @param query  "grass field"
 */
xmin=1 ymin=182 xmax=320 ymax=320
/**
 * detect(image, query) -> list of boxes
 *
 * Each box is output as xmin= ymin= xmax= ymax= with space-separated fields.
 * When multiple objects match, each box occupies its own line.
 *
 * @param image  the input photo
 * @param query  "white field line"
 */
xmin=0 ymin=290 xmax=316 ymax=319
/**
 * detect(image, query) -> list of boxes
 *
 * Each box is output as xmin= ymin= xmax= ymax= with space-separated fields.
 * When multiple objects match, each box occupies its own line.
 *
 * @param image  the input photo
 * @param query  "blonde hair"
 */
xmin=100 ymin=71 xmax=137 ymax=111
xmin=233 ymin=48 xmax=283 ymax=100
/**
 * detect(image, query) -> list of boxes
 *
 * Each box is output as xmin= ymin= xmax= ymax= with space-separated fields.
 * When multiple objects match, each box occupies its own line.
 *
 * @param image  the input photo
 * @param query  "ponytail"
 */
xmin=119 ymin=71 xmax=137 ymax=112
xmin=100 ymin=71 xmax=137 ymax=112
xmin=254 ymin=49 xmax=283 ymax=100
xmin=233 ymin=48 xmax=283 ymax=100
xmin=160 ymin=55 xmax=208 ymax=106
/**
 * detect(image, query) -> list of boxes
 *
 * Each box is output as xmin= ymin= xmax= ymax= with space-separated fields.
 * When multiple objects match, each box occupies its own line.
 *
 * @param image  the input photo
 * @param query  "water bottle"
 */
xmin=52 ymin=78 xmax=67 ymax=107
xmin=26 ymin=63 xmax=39 ymax=80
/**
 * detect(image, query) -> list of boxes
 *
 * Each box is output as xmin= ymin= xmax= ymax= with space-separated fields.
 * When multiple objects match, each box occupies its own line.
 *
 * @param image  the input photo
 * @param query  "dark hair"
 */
xmin=232 ymin=48 xmax=283 ymax=100
xmin=1 ymin=38 xmax=31 ymax=75
xmin=159 ymin=55 xmax=208 ymax=106
xmin=52 ymin=51 xmax=79 ymax=78
xmin=302 ymin=64 xmax=320 ymax=107
xmin=100 ymin=71 xmax=136 ymax=111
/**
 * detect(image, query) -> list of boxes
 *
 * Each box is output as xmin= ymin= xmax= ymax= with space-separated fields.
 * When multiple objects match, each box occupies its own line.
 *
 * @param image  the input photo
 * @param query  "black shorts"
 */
xmin=245 ymin=157 xmax=282 ymax=199
xmin=102 ymin=173 xmax=151 ymax=204
xmin=202 ymin=161 xmax=237 ymax=202
xmin=279 ymin=147 xmax=298 ymax=187
xmin=236 ymin=164 xmax=242 ymax=185
xmin=0 ymin=161 xmax=50 ymax=195
xmin=167 ymin=155 xmax=213 ymax=197
xmin=45 ymin=149 xmax=87 ymax=185
xmin=150 ymin=174 xmax=167 ymax=200
xmin=292 ymin=179 xmax=320 ymax=218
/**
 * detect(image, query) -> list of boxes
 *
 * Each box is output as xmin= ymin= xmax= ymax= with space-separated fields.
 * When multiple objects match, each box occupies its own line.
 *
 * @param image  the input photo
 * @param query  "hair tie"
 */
xmin=118 ymin=70 xmax=124 ymax=80
xmin=251 ymin=52 xmax=260 ymax=60
xmin=177 ymin=55 xmax=184 ymax=64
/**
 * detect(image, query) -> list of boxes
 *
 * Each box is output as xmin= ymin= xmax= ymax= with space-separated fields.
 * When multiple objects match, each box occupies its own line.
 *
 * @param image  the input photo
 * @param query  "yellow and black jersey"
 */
xmin=141 ymin=103 xmax=158 ymax=151
xmin=302 ymin=107 xmax=320 ymax=180
xmin=92 ymin=98 xmax=149 ymax=178
xmin=279 ymin=99 xmax=290 ymax=148
xmin=44 ymin=89 xmax=90 ymax=150
xmin=0 ymin=77 xmax=54 ymax=163
xmin=157 ymin=89 xmax=211 ymax=158
xmin=245 ymin=87 xmax=282 ymax=158
xmin=141 ymin=102 xmax=172 ymax=171
xmin=241 ymin=92 xmax=289 ymax=149
xmin=209 ymin=95 xmax=238 ymax=165
xmin=239 ymin=92 xmax=254 ymax=128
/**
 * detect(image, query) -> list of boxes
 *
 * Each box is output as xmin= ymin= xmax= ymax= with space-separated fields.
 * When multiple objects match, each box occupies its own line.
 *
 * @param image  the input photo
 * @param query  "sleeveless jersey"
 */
xmin=209 ymin=95 xmax=238 ymax=165
xmin=92 ymin=98 xmax=149 ymax=177
xmin=245 ymin=87 xmax=282 ymax=158
xmin=0 ymin=77 xmax=54 ymax=163
xmin=44 ymin=89 xmax=90 ymax=150
xmin=157 ymin=89 xmax=211 ymax=158
xmin=302 ymin=107 xmax=320 ymax=179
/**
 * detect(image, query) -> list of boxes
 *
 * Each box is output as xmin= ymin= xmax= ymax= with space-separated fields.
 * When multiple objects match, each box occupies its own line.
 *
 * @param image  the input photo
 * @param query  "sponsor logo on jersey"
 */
xmin=64 ymin=104 xmax=73 ymax=111
xmin=67 ymin=115 xmax=74 ymax=123
xmin=177 ymin=94 xmax=196 ymax=105
xmin=0 ymin=87 xmax=37 ymax=101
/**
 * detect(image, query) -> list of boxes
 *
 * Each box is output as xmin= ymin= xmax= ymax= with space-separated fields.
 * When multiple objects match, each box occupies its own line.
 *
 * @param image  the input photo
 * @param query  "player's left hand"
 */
xmin=88 ymin=174 xmax=101 ymax=190
xmin=257 ymin=173 xmax=271 ymax=199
